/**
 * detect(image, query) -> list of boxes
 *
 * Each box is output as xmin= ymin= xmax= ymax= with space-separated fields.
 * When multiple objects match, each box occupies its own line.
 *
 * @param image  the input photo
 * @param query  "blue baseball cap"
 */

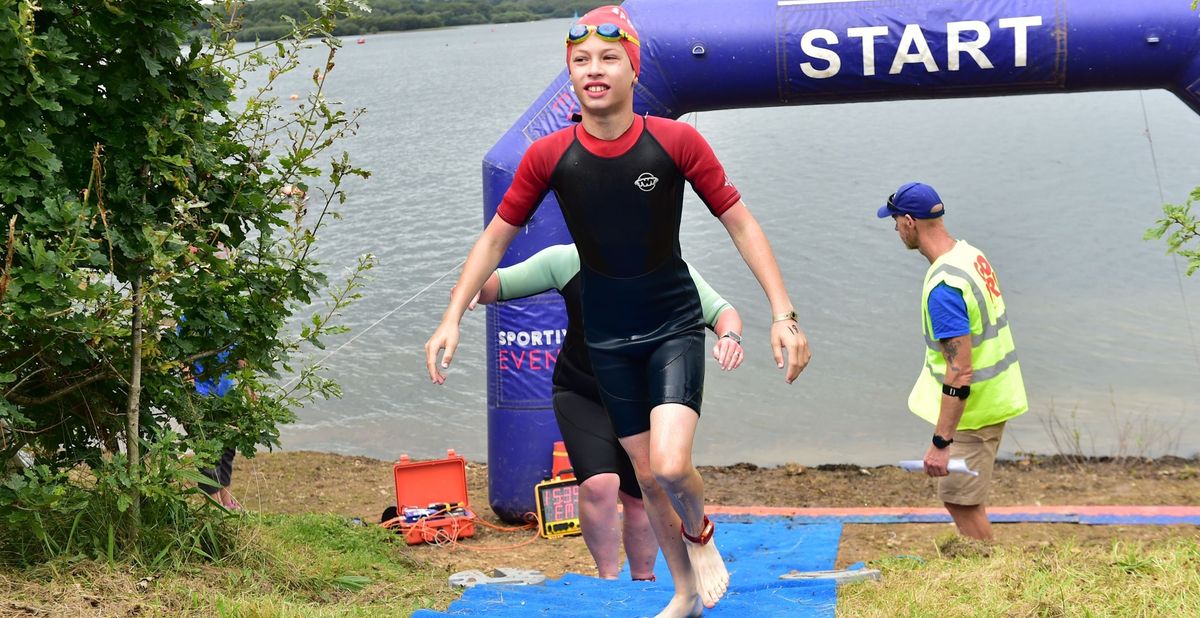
xmin=876 ymin=182 xmax=945 ymax=219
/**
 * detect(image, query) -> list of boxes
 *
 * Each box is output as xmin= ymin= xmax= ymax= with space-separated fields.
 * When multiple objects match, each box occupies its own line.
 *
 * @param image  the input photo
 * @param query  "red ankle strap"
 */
xmin=632 ymin=574 xmax=656 ymax=582
xmin=681 ymin=515 xmax=715 ymax=545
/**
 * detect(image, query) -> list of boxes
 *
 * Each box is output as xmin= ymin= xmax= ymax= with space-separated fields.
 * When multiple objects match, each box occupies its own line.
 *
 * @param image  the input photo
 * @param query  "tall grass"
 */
xmin=1038 ymin=392 xmax=1187 ymax=470
xmin=839 ymin=538 xmax=1200 ymax=617
xmin=0 ymin=513 xmax=455 ymax=616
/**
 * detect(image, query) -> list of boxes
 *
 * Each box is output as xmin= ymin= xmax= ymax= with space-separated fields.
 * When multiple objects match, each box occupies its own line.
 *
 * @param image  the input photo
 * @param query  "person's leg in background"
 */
xmin=618 ymin=489 xmax=658 ymax=580
xmin=199 ymin=447 xmax=239 ymax=510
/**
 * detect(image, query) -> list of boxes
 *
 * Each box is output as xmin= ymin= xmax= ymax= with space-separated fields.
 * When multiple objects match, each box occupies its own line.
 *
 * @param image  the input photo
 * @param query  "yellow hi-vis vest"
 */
xmin=909 ymin=240 xmax=1028 ymax=429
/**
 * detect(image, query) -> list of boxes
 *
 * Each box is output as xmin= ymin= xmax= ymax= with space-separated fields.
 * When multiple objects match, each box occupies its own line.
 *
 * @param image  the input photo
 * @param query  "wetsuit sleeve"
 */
xmin=497 ymin=244 xmax=580 ymax=300
xmin=927 ymin=282 xmax=970 ymax=340
xmin=686 ymin=262 xmax=733 ymax=328
xmin=651 ymin=118 xmax=742 ymax=217
xmin=495 ymin=139 xmax=556 ymax=227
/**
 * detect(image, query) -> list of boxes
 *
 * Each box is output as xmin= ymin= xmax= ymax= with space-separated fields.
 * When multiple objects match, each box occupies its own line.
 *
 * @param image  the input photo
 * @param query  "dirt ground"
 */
xmin=236 ymin=452 xmax=1200 ymax=579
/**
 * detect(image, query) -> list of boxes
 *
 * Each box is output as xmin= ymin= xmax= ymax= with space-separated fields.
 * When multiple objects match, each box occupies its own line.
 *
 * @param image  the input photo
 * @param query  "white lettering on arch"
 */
xmin=947 ymin=20 xmax=994 ymax=71
xmin=889 ymin=24 xmax=939 ymax=75
xmin=800 ymin=29 xmax=841 ymax=78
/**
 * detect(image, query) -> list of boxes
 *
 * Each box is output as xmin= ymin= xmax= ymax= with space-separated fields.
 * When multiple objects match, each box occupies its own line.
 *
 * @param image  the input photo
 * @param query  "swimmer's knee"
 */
xmin=580 ymin=474 xmax=620 ymax=504
xmin=650 ymin=457 xmax=693 ymax=489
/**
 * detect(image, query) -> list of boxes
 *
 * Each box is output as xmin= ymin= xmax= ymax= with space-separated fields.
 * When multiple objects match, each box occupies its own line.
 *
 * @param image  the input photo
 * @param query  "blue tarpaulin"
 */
xmin=414 ymin=518 xmax=843 ymax=617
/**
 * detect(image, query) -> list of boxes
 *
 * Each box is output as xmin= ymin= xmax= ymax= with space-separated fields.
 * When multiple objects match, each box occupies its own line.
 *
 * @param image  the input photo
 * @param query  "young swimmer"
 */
xmin=426 ymin=7 xmax=811 ymax=616
xmin=468 ymin=243 xmax=745 ymax=580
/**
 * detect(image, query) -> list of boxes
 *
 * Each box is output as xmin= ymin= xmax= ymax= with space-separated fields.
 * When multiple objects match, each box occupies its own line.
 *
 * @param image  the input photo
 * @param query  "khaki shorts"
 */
xmin=937 ymin=422 xmax=1006 ymax=506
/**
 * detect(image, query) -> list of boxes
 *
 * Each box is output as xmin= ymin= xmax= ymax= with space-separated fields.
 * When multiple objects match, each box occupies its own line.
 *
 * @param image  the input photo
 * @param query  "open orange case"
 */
xmin=391 ymin=449 xmax=476 ymax=545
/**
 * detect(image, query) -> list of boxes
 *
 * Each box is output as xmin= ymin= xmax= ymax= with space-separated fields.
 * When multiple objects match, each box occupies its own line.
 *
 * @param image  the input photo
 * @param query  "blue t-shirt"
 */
xmin=927 ymin=282 xmax=970 ymax=340
xmin=193 ymin=349 xmax=235 ymax=398
xmin=178 ymin=316 xmax=236 ymax=397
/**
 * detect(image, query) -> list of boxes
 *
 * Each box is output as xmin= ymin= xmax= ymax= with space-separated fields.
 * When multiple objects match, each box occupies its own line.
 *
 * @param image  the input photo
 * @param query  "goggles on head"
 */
xmin=566 ymin=23 xmax=640 ymax=47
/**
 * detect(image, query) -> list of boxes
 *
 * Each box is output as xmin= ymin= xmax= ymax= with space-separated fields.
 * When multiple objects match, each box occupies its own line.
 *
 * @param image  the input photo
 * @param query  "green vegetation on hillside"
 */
xmin=216 ymin=0 xmax=600 ymax=41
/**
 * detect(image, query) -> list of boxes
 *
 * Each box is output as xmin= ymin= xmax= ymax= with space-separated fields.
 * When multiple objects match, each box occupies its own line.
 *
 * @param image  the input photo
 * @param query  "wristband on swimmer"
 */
xmin=772 ymin=310 xmax=798 ymax=323
xmin=942 ymin=383 xmax=970 ymax=400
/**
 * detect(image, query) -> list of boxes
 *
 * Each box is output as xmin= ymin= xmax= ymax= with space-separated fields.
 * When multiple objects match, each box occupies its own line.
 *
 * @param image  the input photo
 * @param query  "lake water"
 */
xmin=258 ymin=19 xmax=1200 ymax=466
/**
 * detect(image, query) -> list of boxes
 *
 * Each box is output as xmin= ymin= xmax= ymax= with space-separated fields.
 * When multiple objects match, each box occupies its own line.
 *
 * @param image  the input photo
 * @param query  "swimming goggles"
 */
xmin=566 ymin=23 xmax=641 ymax=47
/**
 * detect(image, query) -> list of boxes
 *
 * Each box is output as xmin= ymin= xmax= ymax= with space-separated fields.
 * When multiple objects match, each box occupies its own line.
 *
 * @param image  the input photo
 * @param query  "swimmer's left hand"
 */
xmin=712 ymin=337 xmax=743 ymax=371
xmin=770 ymin=319 xmax=811 ymax=384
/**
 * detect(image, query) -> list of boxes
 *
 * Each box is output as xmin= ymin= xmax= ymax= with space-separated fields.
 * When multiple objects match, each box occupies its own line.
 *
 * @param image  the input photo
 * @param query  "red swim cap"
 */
xmin=566 ymin=5 xmax=641 ymax=76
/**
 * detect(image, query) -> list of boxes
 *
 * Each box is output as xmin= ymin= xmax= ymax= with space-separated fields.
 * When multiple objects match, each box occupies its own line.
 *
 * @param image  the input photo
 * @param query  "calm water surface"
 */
xmin=258 ymin=20 xmax=1200 ymax=466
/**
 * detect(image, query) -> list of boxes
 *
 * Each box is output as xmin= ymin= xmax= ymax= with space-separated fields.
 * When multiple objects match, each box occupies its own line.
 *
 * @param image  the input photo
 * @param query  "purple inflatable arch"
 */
xmin=483 ymin=0 xmax=1200 ymax=522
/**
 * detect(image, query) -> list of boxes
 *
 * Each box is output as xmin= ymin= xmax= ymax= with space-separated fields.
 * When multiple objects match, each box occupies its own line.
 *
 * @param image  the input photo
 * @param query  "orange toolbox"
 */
xmin=391 ymin=449 xmax=476 ymax=545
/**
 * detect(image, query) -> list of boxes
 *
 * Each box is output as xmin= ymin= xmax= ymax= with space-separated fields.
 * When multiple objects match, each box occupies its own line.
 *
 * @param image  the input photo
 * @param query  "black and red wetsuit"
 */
xmin=496 ymin=114 xmax=740 ymax=437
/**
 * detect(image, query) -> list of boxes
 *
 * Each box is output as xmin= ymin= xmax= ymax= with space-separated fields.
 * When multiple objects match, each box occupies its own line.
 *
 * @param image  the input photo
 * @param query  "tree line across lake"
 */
xmin=216 ymin=0 xmax=599 ymax=41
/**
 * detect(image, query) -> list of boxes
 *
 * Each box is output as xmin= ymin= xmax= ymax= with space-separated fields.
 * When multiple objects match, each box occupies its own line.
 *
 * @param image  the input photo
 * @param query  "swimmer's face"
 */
xmin=569 ymin=36 xmax=636 ymax=117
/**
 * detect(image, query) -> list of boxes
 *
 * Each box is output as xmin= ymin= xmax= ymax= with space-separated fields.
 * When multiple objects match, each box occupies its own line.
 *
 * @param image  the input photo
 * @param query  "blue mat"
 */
xmin=766 ymin=512 xmax=1200 ymax=525
xmin=414 ymin=517 xmax=842 ymax=617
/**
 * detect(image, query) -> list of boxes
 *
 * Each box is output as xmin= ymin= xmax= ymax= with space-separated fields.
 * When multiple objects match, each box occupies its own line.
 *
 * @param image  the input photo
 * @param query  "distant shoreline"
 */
xmin=210 ymin=0 xmax=583 ymax=43
xmin=263 ymin=448 xmax=1200 ymax=470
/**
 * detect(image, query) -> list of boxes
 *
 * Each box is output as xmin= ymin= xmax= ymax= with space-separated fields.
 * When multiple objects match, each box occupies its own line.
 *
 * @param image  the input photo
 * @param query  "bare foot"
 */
xmin=652 ymin=593 xmax=702 ymax=618
xmin=219 ymin=488 xmax=243 ymax=511
xmin=683 ymin=536 xmax=728 ymax=608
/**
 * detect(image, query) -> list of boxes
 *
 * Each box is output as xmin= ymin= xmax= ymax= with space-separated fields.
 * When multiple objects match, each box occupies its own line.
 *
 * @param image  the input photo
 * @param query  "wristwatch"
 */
xmin=772 ymin=310 xmax=798 ymax=323
xmin=719 ymin=331 xmax=742 ymax=344
xmin=932 ymin=434 xmax=954 ymax=450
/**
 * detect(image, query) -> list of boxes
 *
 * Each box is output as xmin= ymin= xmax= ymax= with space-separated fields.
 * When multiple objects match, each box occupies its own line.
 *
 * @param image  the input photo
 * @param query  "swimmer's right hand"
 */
xmin=424 ymin=321 xmax=460 ymax=384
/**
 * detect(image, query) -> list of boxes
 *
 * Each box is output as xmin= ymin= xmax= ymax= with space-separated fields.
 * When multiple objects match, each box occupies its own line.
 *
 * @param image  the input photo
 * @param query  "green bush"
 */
xmin=0 ymin=0 xmax=371 ymax=566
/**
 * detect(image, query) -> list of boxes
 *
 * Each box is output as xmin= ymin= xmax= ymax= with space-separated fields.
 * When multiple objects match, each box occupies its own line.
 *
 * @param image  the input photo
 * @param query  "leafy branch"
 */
xmin=1145 ymin=187 xmax=1200 ymax=276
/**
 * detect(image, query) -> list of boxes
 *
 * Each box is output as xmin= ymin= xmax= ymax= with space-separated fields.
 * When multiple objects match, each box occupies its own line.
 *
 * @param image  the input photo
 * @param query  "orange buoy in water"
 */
xmin=357 ymin=37 xmax=365 ymax=44
xmin=289 ymin=94 xmax=298 ymax=100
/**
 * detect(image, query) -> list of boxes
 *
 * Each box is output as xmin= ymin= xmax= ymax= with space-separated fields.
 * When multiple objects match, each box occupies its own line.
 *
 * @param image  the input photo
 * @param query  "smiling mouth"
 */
xmin=584 ymin=83 xmax=609 ymax=95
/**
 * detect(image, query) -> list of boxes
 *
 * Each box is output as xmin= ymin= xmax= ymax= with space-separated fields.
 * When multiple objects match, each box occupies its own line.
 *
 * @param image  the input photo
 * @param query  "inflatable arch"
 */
xmin=482 ymin=0 xmax=1200 ymax=521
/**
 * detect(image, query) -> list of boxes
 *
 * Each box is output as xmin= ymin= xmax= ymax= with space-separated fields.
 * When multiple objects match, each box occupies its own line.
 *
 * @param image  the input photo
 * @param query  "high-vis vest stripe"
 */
xmin=909 ymin=241 xmax=1028 ymax=429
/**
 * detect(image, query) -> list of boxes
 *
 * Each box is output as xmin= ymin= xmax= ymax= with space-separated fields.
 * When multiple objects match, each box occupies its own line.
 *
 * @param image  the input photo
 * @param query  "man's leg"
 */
xmin=620 ymin=430 xmax=702 ymax=618
xmin=937 ymin=423 xmax=1004 ymax=541
xmin=944 ymin=502 xmax=993 ymax=540
xmin=578 ymin=473 xmax=622 ymax=579
xmin=618 ymin=489 xmax=658 ymax=580
xmin=647 ymin=404 xmax=727 ymax=609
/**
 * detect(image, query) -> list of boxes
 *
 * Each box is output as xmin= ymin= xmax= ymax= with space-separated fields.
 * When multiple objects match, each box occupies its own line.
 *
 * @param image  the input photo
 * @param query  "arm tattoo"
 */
xmin=941 ymin=338 xmax=960 ymax=373
xmin=788 ymin=324 xmax=800 ymax=335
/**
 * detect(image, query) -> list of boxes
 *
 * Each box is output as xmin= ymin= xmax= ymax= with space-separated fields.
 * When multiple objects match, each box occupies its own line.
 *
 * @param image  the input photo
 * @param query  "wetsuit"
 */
xmin=496 ymin=243 xmax=733 ymax=497
xmin=497 ymin=115 xmax=740 ymax=437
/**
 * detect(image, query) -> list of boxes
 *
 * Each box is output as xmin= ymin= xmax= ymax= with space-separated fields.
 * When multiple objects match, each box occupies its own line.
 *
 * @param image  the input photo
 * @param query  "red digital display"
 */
xmin=540 ymin=482 xmax=579 ymax=522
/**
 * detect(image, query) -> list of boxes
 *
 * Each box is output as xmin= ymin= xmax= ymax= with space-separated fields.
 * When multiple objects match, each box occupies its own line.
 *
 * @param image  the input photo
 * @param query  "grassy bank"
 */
xmin=6 ymin=521 xmax=1196 ymax=616
xmin=0 ymin=513 xmax=458 ymax=617
xmin=4 ymin=452 xmax=1198 ymax=616
xmin=839 ymin=536 xmax=1200 ymax=617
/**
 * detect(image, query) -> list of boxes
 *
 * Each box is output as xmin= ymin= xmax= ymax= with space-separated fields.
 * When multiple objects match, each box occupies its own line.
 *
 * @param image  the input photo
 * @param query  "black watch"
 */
xmin=932 ymin=434 xmax=954 ymax=450
xmin=719 ymin=331 xmax=742 ymax=344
